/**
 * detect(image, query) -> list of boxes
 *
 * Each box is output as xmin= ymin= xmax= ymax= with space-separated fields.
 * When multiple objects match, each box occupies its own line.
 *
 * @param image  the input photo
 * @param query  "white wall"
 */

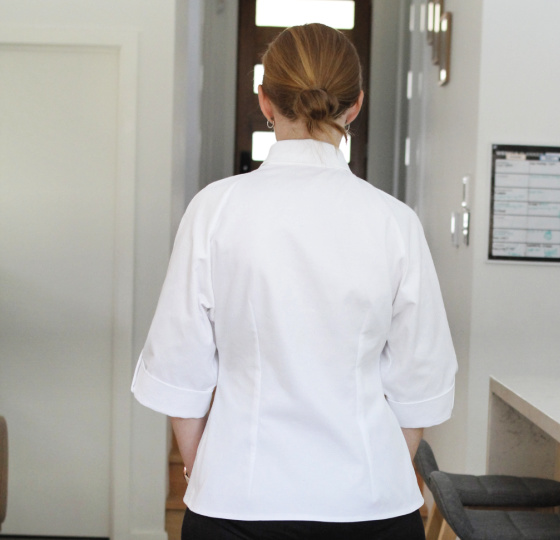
xmin=466 ymin=0 xmax=560 ymax=473
xmin=0 ymin=1 xmax=202 ymax=538
xmin=407 ymin=0 xmax=482 ymax=474
xmin=411 ymin=0 xmax=560 ymax=476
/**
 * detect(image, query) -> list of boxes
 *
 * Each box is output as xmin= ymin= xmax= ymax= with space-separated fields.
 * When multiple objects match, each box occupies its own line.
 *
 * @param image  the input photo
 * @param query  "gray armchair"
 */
xmin=415 ymin=439 xmax=560 ymax=508
xmin=430 ymin=470 xmax=560 ymax=540
xmin=414 ymin=439 xmax=560 ymax=539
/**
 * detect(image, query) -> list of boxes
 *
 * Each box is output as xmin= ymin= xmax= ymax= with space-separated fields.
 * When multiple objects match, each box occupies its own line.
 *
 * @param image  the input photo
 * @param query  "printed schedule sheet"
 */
xmin=491 ymin=146 xmax=560 ymax=261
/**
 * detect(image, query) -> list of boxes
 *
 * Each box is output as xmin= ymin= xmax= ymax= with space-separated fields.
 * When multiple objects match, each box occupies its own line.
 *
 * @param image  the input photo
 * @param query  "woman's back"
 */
xmin=136 ymin=139 xmax=456 ymax=520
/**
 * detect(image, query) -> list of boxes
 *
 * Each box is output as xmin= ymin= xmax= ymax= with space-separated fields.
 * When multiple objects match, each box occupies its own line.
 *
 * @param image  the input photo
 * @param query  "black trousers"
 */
xmin=182 ymin=508 xmax=426 ymax=540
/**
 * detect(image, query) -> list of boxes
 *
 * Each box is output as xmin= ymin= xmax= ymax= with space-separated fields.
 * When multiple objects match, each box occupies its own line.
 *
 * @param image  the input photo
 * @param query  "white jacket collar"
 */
xmin=262 ymin=139 xmax=350 ymax=172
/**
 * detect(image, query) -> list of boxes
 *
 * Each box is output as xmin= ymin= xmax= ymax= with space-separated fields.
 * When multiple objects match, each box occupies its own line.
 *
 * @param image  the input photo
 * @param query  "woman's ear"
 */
xmin=258 ymin=85 xmax=275 ymax=124
xmin=344 ymin=90 xmax=364 ymax=125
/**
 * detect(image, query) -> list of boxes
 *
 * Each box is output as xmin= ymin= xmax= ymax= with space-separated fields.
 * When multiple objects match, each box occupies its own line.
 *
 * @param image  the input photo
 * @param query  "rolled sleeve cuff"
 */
xmin=386 ymin=384 xmax=455 ymax=428
xmin=131 ymin=355 xmax=214 ymax=418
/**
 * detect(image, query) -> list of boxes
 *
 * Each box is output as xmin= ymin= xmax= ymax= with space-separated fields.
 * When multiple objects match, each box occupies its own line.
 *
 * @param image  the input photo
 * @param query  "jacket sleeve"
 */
xmin=131 ymin=193 xmax=217 ymax=418
xmin=380 ymin=210 xmax=457 ymax=428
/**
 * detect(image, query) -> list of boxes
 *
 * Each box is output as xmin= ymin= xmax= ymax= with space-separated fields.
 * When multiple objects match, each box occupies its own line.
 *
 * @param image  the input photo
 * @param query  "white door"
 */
xmin=0 ymin=43 xmax=120 ymax=537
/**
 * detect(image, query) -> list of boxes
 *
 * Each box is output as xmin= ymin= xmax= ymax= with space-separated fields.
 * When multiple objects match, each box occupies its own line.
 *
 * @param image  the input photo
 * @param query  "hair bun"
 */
xmin=294 ymin=88 xmax=340 ymax=122
xmin=261 ymin=24 xmax=361 ymax=139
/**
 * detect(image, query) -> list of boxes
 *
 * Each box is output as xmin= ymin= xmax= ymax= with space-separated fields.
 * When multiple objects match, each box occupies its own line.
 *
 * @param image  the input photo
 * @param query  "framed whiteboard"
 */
xmin=489 ymin=144 xmax=560 ymax=262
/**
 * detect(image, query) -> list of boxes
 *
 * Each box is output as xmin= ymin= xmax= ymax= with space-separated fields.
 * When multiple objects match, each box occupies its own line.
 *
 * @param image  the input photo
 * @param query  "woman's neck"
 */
xmin=273 ymin=116 xmax=344 ymax=148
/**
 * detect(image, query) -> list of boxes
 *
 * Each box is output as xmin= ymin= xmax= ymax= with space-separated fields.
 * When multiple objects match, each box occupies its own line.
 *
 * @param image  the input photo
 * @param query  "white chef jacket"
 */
xmin=132 ymin=139 xmax=457 ymax=522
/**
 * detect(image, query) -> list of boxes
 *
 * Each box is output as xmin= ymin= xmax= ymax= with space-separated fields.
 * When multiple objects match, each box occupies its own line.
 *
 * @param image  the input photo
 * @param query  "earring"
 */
xmin=345 ymin=124 xmax=350 ymax=135
xmin=267 ymin=119 xmax=275 ymax=130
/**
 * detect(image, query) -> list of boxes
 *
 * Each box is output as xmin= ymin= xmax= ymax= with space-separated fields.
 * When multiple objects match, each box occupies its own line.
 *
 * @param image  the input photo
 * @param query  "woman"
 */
xmin=132 ymin=23 xmax=457 ymax=540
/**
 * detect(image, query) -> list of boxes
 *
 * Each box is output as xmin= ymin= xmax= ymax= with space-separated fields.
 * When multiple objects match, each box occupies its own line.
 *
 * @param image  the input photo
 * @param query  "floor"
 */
xmin=166 ymin=509 xmax=184 ymax=540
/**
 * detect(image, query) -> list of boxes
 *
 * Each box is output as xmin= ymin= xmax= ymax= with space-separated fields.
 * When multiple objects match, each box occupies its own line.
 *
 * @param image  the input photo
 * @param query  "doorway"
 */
xmin=234 ymin=0 xmax=372 ymax=178
xmin=199 ymin=0 xmax=412 ymax=194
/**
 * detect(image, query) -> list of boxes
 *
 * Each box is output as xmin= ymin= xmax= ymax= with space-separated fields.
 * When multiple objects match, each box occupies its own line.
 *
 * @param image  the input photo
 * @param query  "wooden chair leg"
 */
xmin=438 ymin=519 xmax=457 ymax=540
xmin=425 ymin=504 xmax=444 ymax=540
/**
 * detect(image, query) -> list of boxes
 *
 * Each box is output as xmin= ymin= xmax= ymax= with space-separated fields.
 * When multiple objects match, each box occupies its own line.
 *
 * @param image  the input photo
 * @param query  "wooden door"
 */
xmin=235 ymin=0 xmax=372 ymax=178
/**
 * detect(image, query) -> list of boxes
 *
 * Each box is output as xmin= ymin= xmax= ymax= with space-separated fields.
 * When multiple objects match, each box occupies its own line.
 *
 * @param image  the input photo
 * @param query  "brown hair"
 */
xmin=261 ymin=23 xmax=362 ymax=139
